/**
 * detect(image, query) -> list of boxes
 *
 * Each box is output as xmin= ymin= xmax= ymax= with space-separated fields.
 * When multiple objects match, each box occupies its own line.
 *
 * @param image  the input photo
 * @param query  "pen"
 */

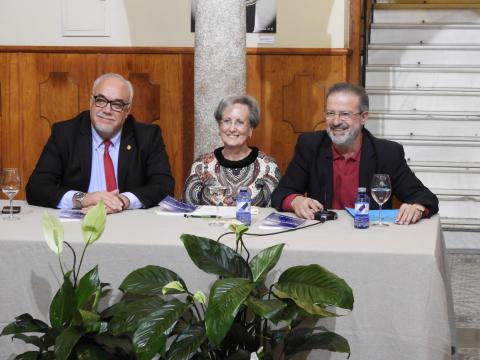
xmin=184 ymin=214 xmax=217 ymax=219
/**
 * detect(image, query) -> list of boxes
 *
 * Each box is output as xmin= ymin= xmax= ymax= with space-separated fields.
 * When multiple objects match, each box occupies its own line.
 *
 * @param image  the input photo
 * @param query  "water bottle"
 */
xmin=354 ymin=187 xmax=369 ymax=229
xmin=236 ymin=186 xmax=251 ymax=225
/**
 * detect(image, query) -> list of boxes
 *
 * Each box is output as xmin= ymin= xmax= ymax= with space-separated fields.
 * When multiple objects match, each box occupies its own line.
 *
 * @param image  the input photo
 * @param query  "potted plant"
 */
xmin=2 ymin=209 xmax=354 ymax=360
xmin=1 ymin=202 xmax=133 ymax=359
xmin=109 ymin=223 xmax=354 ymax=359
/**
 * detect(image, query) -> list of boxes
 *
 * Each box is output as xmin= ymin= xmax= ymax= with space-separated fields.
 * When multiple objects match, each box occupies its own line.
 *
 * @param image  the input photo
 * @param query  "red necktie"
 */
xmin=103 ymin=140 xmax=117 ymax=192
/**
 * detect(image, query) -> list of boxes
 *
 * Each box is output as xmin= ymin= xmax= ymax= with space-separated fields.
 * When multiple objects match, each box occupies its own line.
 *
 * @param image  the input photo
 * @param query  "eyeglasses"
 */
xmin=93 ymin=95 xmax=130 ymax=112
xmin=220 ymin=118 xmax=248 ymax=129
xmin=325 ymin=111 xmax=362 ymax=121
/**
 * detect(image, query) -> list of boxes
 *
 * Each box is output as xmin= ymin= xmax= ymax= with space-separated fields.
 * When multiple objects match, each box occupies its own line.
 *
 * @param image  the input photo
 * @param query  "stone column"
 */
xmin=193 ymin=0 xmax=246 ymax=157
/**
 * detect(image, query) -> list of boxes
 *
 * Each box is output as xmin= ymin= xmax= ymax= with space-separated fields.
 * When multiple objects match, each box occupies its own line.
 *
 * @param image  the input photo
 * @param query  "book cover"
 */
xmin=156 ymin=196 xmax=199 ymax=215
xmin=59 ymin=209 xmax=85 ymax=221
xmin=259 ymin=212 xmax=306 ymax=229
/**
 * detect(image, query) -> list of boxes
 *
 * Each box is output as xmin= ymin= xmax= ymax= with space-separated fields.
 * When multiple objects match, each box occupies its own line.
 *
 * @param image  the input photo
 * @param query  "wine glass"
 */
xmin=209 ymin=184 xmax=227 ymax=226
xmin=1 ymin=168 xmax=21 ymax=221
xmin=370 ymin=174 xmax=391 ymax=227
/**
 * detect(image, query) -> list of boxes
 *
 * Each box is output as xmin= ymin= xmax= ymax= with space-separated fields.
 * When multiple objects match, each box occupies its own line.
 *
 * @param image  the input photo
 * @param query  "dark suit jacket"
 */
xmin=271 ymin=129 xmax=439 ymax=215
xmin=26 ymin=111 xmax=174 ymax=208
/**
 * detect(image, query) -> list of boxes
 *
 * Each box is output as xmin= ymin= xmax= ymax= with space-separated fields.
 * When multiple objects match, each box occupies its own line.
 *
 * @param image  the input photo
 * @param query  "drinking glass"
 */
xmin=370 ymin=174 xmax=391 ymax=227
xmin=1 ymin=168 xmax=20 ymax=221
xmin=209 ymin=184 xmax=227 ymax=226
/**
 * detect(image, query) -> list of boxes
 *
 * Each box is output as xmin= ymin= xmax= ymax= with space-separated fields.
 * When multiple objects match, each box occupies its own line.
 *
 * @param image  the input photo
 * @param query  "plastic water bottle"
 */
xmin=236 ymin=186 xmax=251 ymax=225
xmin=354 ymin=187 xmax=369 ymax=229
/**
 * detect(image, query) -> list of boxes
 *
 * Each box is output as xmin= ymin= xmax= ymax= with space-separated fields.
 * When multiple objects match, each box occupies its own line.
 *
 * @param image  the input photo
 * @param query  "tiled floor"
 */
xmin=448 ymin=252 xmax=480 ymax=360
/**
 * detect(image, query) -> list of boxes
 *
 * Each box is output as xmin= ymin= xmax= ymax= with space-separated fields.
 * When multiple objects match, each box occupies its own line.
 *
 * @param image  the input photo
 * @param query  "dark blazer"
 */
xmin=26 ymin=111 xmax=174 ymax=208
xmin=271 ymin=129 xmax=439 ymax=215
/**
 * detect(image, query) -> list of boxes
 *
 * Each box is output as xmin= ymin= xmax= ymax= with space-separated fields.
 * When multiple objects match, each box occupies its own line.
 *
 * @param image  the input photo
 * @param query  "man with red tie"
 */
xmin=26 ymin=73 xmax=174 ymax=213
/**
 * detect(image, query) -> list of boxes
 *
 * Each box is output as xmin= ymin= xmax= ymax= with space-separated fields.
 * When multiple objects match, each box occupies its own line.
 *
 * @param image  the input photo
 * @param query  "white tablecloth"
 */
xmin=0 ymin=201 xmax=455 ymax=359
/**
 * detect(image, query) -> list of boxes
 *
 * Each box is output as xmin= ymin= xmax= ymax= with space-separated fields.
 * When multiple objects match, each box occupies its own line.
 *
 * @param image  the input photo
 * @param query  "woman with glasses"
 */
xmin=183 ymin=95 xmax=280 ymax=206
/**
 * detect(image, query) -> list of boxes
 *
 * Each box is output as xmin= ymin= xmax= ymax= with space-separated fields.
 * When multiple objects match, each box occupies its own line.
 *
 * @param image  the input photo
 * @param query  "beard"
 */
xmin=326 ymin=123 xmax=361 ymax=147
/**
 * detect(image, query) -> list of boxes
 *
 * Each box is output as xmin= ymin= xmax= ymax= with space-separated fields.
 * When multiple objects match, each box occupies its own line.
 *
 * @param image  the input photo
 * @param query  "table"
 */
xmin=0 ymin=201 xmax=455 ymax=360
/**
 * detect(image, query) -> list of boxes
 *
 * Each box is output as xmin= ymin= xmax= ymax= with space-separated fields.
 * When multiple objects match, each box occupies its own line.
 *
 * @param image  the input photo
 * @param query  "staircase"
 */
xmin=364 ymin=0 xmax=480 ymax=232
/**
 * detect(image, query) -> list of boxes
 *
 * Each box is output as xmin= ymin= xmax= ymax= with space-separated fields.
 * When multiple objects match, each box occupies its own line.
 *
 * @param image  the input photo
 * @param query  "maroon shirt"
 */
xmin=331 ymin=144 xmax=361 ymax=210
xmin=282 ymin=144 xmax=361 ymax=211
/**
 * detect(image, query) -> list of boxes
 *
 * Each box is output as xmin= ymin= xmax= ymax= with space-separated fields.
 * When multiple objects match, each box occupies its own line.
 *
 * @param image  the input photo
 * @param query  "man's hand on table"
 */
xmin=291 ymin=196 xmax=324 ymax=220
xmin=80 ymin=190 xmax=130 ymax=214
xmin=396 ymin=203 xmax=426 ymax=225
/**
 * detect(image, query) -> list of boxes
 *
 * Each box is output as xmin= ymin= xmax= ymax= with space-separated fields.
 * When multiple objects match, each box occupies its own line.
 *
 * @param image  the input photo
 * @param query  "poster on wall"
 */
xmin=191 ymin=0 xmax=277 ymax=33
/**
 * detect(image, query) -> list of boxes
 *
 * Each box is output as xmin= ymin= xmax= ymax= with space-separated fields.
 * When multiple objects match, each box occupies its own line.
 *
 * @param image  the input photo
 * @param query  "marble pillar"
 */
xmin=193 ymin=0 xmax=246 ymax=157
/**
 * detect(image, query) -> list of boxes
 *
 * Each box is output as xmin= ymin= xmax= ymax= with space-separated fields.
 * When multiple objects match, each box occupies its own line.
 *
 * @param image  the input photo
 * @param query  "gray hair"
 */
xmin=92 ymin=73 xmax=134 ymax=104
xmin=214 ymin=95 xmax=261 ymax=128
xmin=326 ymin=83 xmax=369 ymax=113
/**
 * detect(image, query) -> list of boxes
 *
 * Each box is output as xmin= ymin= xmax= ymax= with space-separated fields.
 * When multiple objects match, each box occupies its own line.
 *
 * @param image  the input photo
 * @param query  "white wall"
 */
xmin=0 ymin=0 xmax=348 ymax=48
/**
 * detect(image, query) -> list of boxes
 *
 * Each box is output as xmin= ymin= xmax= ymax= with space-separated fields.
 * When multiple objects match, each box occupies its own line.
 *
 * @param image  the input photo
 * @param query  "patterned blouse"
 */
xmin=183 ymin=147 xmax=281 ymax=207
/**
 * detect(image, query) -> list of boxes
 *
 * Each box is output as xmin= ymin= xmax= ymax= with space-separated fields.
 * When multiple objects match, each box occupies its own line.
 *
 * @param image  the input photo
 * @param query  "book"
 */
xmin=259 ymin=212 xmax=307 ymax=229
xmin=345 ymin=207 xmax=399 ymax=223
xmin=155 ymin=196 xmax=199 ymax=215
xmin=59 ymin=209 xmax=85 ymax=221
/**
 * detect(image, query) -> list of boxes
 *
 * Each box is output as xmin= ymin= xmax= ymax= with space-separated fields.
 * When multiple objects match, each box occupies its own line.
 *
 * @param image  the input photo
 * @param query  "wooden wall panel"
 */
xmin=97 ymin=53 xmax=192 ymax=196
xmin=0 ymin=47 xmax=348 ymax=201
xmin=0 ymin=54 xmax=20 ymax=170
xmin=19 ymin=53 xmax=97 ymax=198
xmin=249 ymin=54 xmax=348 ymax=173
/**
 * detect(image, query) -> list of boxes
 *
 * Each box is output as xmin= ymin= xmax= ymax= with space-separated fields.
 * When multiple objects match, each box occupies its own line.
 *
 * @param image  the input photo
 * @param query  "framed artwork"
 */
xmin=191 ymin=0 xmax=277 ymax=33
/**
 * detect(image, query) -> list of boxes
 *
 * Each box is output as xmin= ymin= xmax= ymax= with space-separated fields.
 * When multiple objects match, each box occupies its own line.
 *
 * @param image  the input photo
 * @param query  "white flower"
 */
xmin=42 ymin=211 xmax=64 ymax=255
xmin=82 ymin=202 xmax=107 ymax=245
xmin=224 ymin=219 xmax=243 ymax=230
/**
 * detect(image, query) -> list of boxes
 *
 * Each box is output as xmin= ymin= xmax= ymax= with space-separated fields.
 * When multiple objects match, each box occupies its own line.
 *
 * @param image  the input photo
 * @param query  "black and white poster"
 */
xmin=191 ymin=0 xmax=277 ymax=34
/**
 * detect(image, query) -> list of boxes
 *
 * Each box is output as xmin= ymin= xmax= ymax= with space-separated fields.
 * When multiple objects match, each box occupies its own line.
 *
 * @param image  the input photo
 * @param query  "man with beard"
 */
xmin=26 ymin=73 xmax=174 ymax=213
xmin=271 ymin=83 xmax=438 ymax=224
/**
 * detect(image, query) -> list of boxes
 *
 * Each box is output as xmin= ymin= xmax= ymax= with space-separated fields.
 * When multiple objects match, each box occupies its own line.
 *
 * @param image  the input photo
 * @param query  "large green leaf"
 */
xmin=50 ymin=273 xmax=75 ymax=328
xmin=109 ymin=297 xmax=165 ymax=335
xmin=11 ymin=334 xmax=42 ymax=348
xmin=284 ymin=327 xmax=350 ymax=357
xmin=227 ymin=350 xmax=252 ymax=360
xmin=119 ymin=265 xmax=185 ymax=296
xmin=249 ymin=243 xmax=285 ymax=282
xmin=74 ymin=342 xmax=109 ymax=360
xmin=277 ymin=293 xmax=337 ymax=318
xmin=268 ymin=299 xmax=299 ymax=326
xmin=81 ymin=202 xmax=106 ymax=245
xmin=54 ymin=327 xmax=83 ymax=360
xmin=13 ymin=351 xmax=41 ymax=360
xmin=133 ymin=300 xmax=189 ymax=360
xmin=245 ymin=297 xmax=287 ymax=320
xmin=275 ymin=264 xmax=353 ymax=312
xmin=78 ymin=309 xmax=100 ymax=325
xmin=75 ymin=266 xmax=100 ymax=309
xmin=93 ymin=334 xmax=133 ymax=355
xmin=166 ymin=324 xmax=207 ymax=360
xmin=42 ymin=211 xmax=64 ymax=255
xmin=181 ymin=234 xmax=252 ymax=280
xmin=205 ymin=278 xmax=255 ymax=345
xmin=1 ymin=314 xmax=50 ymax=335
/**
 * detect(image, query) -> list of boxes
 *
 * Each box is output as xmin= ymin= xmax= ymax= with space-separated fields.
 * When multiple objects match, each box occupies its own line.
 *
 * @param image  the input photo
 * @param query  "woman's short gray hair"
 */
xmin=214 ymin=95 xmax=261 ymax=128
xmin=92 ymin=73 xmax=134 ymax=104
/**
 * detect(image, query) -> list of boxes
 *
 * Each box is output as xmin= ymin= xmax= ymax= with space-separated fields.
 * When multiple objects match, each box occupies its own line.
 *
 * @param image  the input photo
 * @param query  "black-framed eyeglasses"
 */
xmin=92 ymin=95 xmax=130 ymax=112
xmin=324 ymin=111 xmax=363 ymax=121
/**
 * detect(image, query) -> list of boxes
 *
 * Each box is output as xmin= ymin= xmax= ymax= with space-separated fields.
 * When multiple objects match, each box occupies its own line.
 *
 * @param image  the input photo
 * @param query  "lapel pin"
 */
xmin=127 ymin=145 xmax=132 ymax=150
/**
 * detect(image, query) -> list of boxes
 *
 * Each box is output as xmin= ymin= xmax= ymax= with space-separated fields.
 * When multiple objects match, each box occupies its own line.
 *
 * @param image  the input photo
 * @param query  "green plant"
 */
xmin=1 ymin=202 xmax=133 ymax=359
xmin=111 ymin=223 xmax=354 ymax=359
